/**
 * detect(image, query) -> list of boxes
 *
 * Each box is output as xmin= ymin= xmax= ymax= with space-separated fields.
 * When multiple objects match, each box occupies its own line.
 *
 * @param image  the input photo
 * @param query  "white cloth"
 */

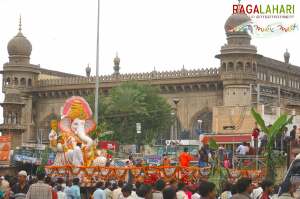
xmin=191 ymin=193 xmax=201 ymax=199
xmin=72 ymin=146 xmax=83 ymax=166
xmin=251 ymin=187 xmax=263 ymax=199
xmin=220 ymin=191 xmax=232 ymax=199
xmin=57 ymin=191 xmax=66 ymax=199
xmin=176 ymin=190 xmax=188 ymax=199
xmin=131 ymin=191 xmax=137 ymax=198
xmin=112 ymin=188 xmax=122 ymax=199
xmin=105 ymin=188 xmax=112 ymax=199
xmin=118 ymin=195 xmax=136 ymax=199
xmin=236 ymin=145 xmax=249 ymax=155
xmin=152 ymin=191 xmax=163 ymax=199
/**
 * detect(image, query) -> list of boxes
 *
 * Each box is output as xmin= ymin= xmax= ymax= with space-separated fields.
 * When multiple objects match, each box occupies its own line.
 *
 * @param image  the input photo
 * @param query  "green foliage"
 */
xmin=86 ymin=82 xmax=172 ymax=144
xmin=206 ymin=138 xmax=229 ymax=194
xmin=251 ymin=108 xmax=268 ymax=133
xmin=90 ymin=122 xmax=111 ymax=140
xmin=251 ymin=108 xmax=293 ymax=181
xmin=208 ymin=138 xmax=218 ymax=150
xmin=36 ymin=165 xmax=45 ymax=175
xmin=41 ymin=146 xmax=51 ymax=166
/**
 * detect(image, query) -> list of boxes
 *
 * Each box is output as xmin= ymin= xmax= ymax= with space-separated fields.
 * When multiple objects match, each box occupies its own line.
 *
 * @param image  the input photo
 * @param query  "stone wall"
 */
xmin=212 ymin=105 xmax=256 ymax=134
xmin=162 ymin=90 xmax=222 ymax=130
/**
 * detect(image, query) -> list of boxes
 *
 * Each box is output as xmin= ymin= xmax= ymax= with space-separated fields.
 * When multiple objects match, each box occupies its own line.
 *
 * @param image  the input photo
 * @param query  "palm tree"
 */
xmin=251 ymin=108 xmax=293 ymax=181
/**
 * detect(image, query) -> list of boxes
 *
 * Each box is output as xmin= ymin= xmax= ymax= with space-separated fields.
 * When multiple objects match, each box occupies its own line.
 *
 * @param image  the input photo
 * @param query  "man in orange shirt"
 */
xmin=179 ymin=147 xmax=192 ymax=167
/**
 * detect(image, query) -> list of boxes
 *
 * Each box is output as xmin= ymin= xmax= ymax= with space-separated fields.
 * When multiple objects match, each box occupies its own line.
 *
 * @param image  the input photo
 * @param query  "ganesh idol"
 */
xmin=50 ymin=96 xmax=98 ymax=166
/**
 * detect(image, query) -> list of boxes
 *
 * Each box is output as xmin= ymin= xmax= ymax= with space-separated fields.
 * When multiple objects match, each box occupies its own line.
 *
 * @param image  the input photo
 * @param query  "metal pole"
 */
xmin=175 ymin=117 xmax=177 ymax=140
xmin=171 ymin=124 xmax=174 ymax=140
xmin=257 ymin=84 xmax=260 ymax=104
xmin=256 ymin=142 xmax=258 ymax=170
xmin=94 ymin=0 xmax=100 ymax=124
xmin=287 ymin=140 xmax=291 ymax=168
xmin=175 ymin=104 xmax=178 ymax=140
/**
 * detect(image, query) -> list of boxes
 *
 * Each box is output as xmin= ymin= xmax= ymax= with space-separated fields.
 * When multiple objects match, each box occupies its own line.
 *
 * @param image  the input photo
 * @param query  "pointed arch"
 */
xmin=189 ymin=107 xmax=213 ymax=140
xmin=228 ymin=62 xmax=234 ymax=72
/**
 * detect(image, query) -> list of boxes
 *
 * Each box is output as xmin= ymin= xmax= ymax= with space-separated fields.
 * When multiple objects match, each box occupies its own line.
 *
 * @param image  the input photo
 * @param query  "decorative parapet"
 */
xmin=36 ymin=68 xmax=219 ymax=87
xmin=0 ymin=123 xmax=26 ymax=130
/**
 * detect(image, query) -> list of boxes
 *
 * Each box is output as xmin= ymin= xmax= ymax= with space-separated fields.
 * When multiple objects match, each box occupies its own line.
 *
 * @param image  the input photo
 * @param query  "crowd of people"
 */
xmin=0 ymin=168 xmax=299 ymax=199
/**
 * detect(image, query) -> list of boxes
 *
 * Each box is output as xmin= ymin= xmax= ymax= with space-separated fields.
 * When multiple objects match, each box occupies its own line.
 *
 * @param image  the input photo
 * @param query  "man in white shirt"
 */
xmin=236 ymin=142 xmax=249 ymax=155
xmin=104 ymin=182 xmax=113 ymax=199
xmin=119 ymin=184 xmax=136 ymax=199
xmin=251 ymin=186 xmax=263 ymax=199
xmin=112 ymin=181 xmax=123 ymax=199
xmin=72 ymin=143 xmax=84 ymax=166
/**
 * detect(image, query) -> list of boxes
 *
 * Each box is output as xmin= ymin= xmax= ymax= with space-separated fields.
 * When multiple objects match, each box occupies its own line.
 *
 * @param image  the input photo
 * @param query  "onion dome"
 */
xmin=7 ymin=16 xmax=32 ymax=63
xmin=224 ymin=4 xmax=251 ymax=33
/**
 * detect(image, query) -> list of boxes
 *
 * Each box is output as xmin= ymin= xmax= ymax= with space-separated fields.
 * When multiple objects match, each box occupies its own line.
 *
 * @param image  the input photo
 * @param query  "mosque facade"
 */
xmin=1 ymin=13 xmax=300 ymax=149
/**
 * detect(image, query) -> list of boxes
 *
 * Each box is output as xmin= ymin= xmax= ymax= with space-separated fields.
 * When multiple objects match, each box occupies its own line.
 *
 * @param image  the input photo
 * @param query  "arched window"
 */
xmin=236 ymin=62 xmax=243 ymax=71
xmin=7 ymin=113 xmax=12 ymax=124
xmin=5 ymin=78 xmax=11 ymax=85
xmin=221 ymin=62 xmax=226 ymax=72
xmin=12 ymin=113 xmax=16 ymax=124
xmin=28 ymin=79 xmax=32 ymax=87
xmin=245 ymin=62 xmax=252 ymax=72
xmin=14 ymin=77 xmax=18 ymax=85
xmin=20 ymin=78 xmax=26 ymax=86
xmin=228 ymin=62 xmax=234 ymax=72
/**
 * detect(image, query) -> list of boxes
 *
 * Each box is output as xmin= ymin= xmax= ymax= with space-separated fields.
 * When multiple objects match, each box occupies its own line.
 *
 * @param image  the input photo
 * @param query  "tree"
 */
xmin=86 ymin=82 xmax=172 ymax=144
xmin=251 ymin=108 xmax=293 ymax=181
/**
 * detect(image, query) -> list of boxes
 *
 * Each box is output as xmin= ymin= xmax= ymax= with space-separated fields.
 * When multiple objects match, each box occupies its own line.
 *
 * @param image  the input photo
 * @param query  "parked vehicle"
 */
xmin=278 ymin=154 xmax=300 ymax=196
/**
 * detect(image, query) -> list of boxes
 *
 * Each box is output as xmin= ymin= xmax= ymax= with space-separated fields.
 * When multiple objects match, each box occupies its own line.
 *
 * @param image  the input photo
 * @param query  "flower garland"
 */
xmin=45 ymin=165 xmax=265 ymax=185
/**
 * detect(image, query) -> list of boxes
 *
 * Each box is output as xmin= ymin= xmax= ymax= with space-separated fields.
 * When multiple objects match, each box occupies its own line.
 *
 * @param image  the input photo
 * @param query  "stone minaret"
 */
xmin=1 ymin=17 xmax=39 ymax=148
xmin=113 ymin=52 xmax=120 ymax=75
xmin=216 ymin=11 xmax=258 ymax=106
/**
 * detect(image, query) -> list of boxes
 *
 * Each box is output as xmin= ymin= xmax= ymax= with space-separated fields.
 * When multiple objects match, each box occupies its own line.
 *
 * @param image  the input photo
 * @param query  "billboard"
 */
xmin=0 ymin=135 xmax=11 ymax=166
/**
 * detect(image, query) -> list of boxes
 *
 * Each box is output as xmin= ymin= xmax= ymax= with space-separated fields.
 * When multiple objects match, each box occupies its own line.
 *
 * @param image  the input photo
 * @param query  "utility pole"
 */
xmin=94 ymin=0 xmax=100 ymax=124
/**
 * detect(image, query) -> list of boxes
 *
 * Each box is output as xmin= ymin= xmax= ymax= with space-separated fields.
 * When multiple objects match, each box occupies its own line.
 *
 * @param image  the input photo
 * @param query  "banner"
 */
xmin=98 ymin=141 xmax=118 ymax=151
xmin=0 ymin=135 xmax=11 ymax=165
xmin=13 ymin=148 xmax=55 ymax=165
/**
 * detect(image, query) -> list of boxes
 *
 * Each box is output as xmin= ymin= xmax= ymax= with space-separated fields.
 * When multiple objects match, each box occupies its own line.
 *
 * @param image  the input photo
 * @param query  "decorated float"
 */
xmin=45 ymin=96 xmax=265 ymax=186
